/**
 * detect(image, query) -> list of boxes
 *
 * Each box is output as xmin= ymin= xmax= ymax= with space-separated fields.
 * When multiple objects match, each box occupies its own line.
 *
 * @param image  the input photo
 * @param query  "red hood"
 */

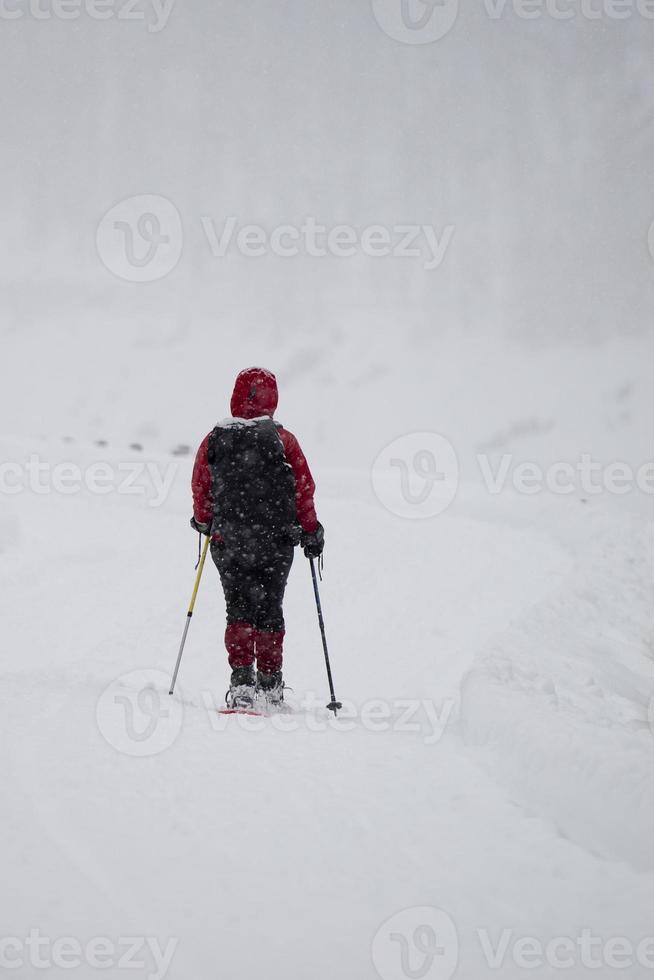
xmin=230 ymin=367 xmax=279 ymax=420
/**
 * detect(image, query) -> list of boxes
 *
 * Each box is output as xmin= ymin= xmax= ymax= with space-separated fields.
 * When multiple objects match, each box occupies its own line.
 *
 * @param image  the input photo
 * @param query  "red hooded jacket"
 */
xmin=192 ymin=367 xmax=319 ymax=535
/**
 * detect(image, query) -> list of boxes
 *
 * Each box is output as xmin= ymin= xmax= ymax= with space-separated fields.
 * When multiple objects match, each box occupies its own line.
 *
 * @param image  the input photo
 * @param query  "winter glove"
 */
xmin=190 ymin=515 xmax=212 ymax=536
xmin=301 ymin=522 xmax=324 ymax=559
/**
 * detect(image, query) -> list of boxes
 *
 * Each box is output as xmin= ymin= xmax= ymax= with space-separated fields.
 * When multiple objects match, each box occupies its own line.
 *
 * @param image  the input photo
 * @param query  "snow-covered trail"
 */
xmin=3 ymin=437 xmax=654 ymax=978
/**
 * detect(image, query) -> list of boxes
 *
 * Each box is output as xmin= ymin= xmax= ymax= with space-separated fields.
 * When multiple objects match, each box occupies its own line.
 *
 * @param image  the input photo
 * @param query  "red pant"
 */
xmin=225 ymin=622 xmax=284 ymax=673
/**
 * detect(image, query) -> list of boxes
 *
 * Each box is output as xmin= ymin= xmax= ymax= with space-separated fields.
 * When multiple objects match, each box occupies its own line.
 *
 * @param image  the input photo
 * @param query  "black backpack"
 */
xmin=207 ymin=417 xmax=299 ymax=552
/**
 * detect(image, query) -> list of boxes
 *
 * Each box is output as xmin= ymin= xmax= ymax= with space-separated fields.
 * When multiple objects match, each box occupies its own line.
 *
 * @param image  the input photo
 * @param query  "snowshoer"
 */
xmin=191 ymin=367 xmax=324 ymax=709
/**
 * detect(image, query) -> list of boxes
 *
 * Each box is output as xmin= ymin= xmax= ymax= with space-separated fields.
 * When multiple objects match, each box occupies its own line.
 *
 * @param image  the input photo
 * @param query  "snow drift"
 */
xmin=461 ymin=514 xmax=654 ymax=872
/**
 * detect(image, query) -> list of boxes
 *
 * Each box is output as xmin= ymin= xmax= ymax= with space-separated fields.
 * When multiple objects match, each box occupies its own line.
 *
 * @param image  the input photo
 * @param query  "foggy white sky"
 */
xmin=2 ymin=1 xmax=652 ymax=342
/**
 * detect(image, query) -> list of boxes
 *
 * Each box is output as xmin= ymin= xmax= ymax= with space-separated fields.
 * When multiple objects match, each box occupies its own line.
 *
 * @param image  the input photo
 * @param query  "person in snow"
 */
xmin=191 ymin=367 xmax=324 ymax=709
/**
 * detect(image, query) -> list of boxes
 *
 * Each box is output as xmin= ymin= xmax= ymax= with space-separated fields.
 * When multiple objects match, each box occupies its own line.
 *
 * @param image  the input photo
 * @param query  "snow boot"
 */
xmin=227 ymin=665 xmax=256 ymax=709
xmin=257 ymin=669 xmax=284 ymax=707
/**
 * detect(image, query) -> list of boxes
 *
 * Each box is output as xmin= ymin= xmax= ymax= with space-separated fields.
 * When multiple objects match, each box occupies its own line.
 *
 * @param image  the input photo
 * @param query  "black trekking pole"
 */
xmin=309 ymin=557 xmax=342 ymax=716
xmin=169 ymin=535 xmax=210 ymax=696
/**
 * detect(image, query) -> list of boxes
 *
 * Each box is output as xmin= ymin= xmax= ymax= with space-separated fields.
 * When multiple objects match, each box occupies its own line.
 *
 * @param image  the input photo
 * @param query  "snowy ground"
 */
xmin=2 ymin=0 xmax=654 ymax=972
xmin=2 ymin=328 xmax=654 ymax=979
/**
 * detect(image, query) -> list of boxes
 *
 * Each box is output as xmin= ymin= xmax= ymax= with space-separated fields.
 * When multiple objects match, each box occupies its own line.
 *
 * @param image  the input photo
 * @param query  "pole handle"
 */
xmin=188 ymin=535 xmax=210 ymax=615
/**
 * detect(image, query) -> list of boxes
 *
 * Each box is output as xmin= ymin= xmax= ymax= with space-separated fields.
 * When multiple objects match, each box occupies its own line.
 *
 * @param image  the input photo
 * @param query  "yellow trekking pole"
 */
xmin=169 ymin=535 xmax=210 ymax=696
